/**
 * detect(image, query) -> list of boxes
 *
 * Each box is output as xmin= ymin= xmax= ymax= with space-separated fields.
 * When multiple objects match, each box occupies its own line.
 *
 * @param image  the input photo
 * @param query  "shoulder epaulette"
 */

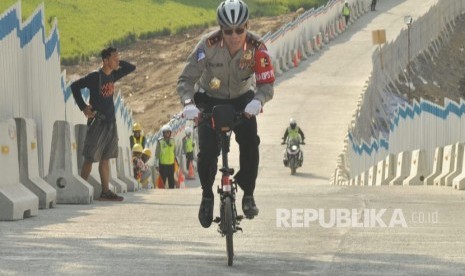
xmin=207 ymin=30 xmax=222 ymax=47
xmin=246 ymin=33 xmax=265 ymax=50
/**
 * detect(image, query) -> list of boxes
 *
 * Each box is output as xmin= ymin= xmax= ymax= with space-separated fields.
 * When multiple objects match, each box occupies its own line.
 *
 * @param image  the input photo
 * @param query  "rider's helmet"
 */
xmin=289 ymin=118 xmax=297 ymax=129
xmin=185 ymin=126 xmax=192 ymax=135
xmin=132 ymin=143 xmax=143 ymax=154
xmin=133 ymin=122 xmax=142 ymax=132
xmin=217 ymin=0 xmax=249 ymax=29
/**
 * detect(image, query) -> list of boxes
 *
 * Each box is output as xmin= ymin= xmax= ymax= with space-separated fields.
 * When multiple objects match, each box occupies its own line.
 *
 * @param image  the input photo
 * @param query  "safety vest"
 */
xmin=132 ymin=135 xmax=145 ymax=146
xmin=159 ymin=139 xmax=175 ymax=165
xmin=183 ymin=136 xmax=194 ymax=153
xmin=287 ymin=126 xmax=301 ymax=141
xmin=342 ymin=6 xmax=350 ymax=16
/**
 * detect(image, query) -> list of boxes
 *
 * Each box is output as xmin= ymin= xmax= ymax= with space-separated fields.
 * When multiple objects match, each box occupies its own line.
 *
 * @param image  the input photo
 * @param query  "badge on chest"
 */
xmin=239 ymin=49 xmax=254 ymax=70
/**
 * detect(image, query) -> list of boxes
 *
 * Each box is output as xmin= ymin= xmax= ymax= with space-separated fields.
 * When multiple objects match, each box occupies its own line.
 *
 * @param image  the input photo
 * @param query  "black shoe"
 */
xmin=99 ymin=190 xmax=124 ymax=201
xmin=198 ymin=197 xmax=214 ymax=228
xmin=242 ymin=195 xmax=259 ymax=218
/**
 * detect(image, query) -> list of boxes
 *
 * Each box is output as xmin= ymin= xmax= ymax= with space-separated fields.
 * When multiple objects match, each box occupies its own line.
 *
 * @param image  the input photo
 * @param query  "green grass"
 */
xmin=0 ymin=0 xmax=326 ymax=64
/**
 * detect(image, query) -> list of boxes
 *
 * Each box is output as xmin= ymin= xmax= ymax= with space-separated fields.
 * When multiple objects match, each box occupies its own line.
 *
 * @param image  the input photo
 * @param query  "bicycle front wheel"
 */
xmin=224 ymin=197 xmax=234 ymax=266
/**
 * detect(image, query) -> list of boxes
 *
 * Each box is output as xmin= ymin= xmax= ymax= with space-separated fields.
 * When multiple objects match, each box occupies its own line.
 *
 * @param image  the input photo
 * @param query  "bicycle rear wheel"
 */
xmin=224 ymin=197 xmax=234 ymax=266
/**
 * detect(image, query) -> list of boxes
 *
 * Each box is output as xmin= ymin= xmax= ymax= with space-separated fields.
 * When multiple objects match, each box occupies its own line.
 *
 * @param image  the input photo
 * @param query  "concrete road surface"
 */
xmin=4 ymin=0 xmax=465 ymax=275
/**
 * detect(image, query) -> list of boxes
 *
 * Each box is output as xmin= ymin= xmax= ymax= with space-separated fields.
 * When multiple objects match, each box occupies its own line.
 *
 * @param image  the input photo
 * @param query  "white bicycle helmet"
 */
xmin=217 ymin=0 xmax=249 ymax=28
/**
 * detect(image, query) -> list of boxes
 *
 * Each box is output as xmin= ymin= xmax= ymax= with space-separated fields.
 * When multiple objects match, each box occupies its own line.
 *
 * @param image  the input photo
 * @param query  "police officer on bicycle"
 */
xmin=177 ymin=0 xmax=275 ymax=228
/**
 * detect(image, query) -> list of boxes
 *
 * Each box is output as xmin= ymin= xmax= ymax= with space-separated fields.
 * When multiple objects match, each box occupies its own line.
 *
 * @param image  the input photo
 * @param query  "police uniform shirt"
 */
xmin=177 ymin=30 xmax=275 ymax=105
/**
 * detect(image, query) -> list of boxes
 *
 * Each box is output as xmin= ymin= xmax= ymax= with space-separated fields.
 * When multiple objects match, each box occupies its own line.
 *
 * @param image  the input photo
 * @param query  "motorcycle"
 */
xmin=282 ymin=137 xmax=304 ymax=175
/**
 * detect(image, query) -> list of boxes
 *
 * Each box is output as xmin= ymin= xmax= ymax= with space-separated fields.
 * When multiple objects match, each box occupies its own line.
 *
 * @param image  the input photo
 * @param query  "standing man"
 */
xmin=71 ymin=47 xmax=136 ymax=201
xmin=177 ymin=0 xmax=275 ymax=228
xmin=130 ymin=122 xmax=146 ymax=149
xmin=155 ymin=125 xmax=176 ymax=189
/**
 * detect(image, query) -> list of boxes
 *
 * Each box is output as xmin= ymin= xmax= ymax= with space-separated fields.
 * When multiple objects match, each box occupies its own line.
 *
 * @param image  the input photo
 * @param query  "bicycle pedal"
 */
xmin=235 ymin=226 xmax=243 ymax=232
xmin=213 ymin=217 xmax=221 ymax=223
xmin=236 ymin=215 xmax=244 ymax=221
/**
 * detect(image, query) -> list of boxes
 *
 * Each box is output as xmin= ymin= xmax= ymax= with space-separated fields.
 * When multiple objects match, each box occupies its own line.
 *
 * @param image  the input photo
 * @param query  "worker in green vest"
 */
xmin=182 ymin=126 xmax=195 ymax=169
xmin=281 ymin=118 xmax=305 ymax=166
xmin=155 ymin=125 xmax=176 ymax=188
xmin=342 ymin=1 xmax=351 ymax=25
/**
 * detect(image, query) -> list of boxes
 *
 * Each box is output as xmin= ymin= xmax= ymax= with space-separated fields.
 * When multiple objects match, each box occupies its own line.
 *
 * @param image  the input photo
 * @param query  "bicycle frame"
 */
xmin=202 ymin=104 xmax=244 ymax=266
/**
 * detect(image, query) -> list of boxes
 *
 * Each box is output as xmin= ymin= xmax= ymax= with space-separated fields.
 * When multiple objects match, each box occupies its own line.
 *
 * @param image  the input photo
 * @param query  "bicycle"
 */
xmin=202 ymin=104 xmax=246 ymax=266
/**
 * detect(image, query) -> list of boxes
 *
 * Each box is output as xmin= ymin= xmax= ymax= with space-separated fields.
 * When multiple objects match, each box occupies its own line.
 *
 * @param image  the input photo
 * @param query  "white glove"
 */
xmin=244 ymin=99 xmax=262 ymax=116
xmin=182 ymin=104 xmax=200 ymax=120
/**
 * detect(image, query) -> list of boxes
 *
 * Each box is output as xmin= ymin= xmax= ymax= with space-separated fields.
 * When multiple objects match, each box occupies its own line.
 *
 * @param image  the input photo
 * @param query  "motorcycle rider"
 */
xmin=281 ymin=118 xmax=305 ymax=166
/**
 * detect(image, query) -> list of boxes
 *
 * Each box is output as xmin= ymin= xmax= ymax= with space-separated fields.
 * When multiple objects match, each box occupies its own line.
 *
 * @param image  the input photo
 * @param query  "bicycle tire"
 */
xmin=224 ymin=197 xmax=234 ymax=266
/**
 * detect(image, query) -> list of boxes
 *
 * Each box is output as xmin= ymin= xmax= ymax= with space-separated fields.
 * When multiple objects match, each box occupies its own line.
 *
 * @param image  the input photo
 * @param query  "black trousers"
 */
xmin=195 ymin=91 xmax=260 ymax=197
xmin=159 ymin=164 xmax=175 ymax=189
xmin=186 ymin=152 xmax=194 ymax=169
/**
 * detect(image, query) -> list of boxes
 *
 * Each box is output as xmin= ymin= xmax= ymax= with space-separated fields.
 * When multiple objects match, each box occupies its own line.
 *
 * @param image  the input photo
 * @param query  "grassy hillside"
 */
xmin=0 ymin=0 xmax=326 ymax=64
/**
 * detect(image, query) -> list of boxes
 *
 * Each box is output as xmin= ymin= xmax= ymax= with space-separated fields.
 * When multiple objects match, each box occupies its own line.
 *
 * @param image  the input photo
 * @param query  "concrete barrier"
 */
xmin=424 ymin=147 xmax=443 ymax=185
xmin=116 ymin=146 xmax=139 ymax=192
xmin=374 ymin=159 xmax=384 ymax=186
xmin=378 ymin=154 xmax=396 ymax=185
xmin=452 ymin=145 xmax=465 ymax=190
xmin=434 ymin=144 xmax=455 ymax=186
xmin=360 ymin=171 xmax=368 ymax=186
xmin=0 ymin=119 xmax=39 ymax=220
xmin=15 ymin=118 xmax=56 ymax=209
xmin=304 ymin=40 xmax=314 ymax=56
xmin=403 ymin=149 xmax=428 ymax=186
xmin=389 ymin=151 xmax=411 ymax=186
xmin=444 ymin=143 xmax=464 ymax=187
xmin=74 ymin=124 xmax=116 ymax=199
xmin=368 ymin=164 xmax=377 ymax=186
xmin=349 ymin=178 xmax=355 ymax=186
xmin=110 ymin=158 xmax=127 ymax=193
xmin=45 ymin=121 xmax=93 ymax=204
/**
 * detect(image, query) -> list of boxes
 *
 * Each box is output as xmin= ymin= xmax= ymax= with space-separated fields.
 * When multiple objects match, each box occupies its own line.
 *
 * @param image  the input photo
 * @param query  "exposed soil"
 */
xmin=62 ymin=14 xmax=294 ymax=135
xmin=396 ymin=15 xmax=465 ymax=104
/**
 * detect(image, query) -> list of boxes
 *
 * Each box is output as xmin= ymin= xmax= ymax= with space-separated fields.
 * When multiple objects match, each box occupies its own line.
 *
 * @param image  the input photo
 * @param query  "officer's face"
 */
xmin=222 ymin=24 xmax=247 ymax=55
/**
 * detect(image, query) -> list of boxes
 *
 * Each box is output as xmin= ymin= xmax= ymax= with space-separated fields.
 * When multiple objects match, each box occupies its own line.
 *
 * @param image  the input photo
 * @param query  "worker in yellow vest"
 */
xmin=155 ymin=124 xmax=176 ymax=189
xmin=182 ymin=126 xmax=195 ymax=169
xmin=130 ymin=122 xmax=146 ymax=149
xmin=342 ymin=1 xmax=351 ymax=25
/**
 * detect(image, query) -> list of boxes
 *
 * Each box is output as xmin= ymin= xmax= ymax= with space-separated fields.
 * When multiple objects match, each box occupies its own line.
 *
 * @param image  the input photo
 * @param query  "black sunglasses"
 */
xmin=222 ymin=27 xmax=246 ymax=35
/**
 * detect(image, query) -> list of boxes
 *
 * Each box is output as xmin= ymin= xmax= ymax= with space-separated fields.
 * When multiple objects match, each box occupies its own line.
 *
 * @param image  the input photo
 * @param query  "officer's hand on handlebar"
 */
xmin=244 ymin=99 xmax=262 ymax=118
xmin=182 ymin=104 xmax=200 ymax=120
